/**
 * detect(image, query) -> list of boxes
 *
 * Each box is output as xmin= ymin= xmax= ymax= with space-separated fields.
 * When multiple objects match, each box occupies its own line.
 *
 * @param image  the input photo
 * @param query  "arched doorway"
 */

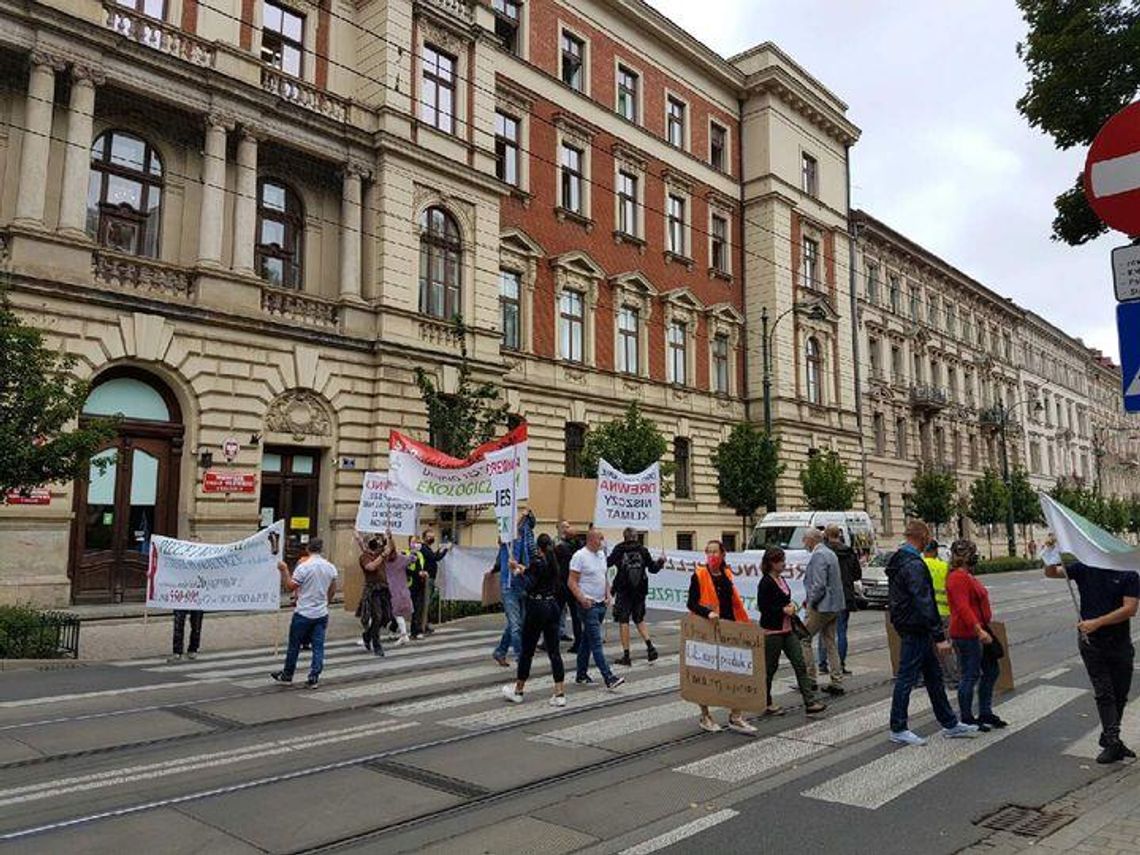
xmin=70 ymin=369 xmax=184 ymax=604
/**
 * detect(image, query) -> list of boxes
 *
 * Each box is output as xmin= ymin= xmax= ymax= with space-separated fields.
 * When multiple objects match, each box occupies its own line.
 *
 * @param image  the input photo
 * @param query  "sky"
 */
xmin=648 ymin=0 xmax=1124 ymax=363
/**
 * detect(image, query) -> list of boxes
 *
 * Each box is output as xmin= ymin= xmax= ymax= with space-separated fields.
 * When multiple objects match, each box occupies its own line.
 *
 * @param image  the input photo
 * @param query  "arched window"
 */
xmin=256 ymin=178 xmax=305 ymax=289
xmin=805 ymin=336 xmax=823 ymax=404
xmin=419 ymin=206 xmax=462 ymax=319
xmin=87 ymin=130 xmax=163 ymax=257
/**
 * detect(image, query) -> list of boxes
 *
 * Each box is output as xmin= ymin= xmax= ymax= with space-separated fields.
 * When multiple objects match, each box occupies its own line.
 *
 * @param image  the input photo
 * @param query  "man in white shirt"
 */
xmin=569 ymin=527 xmax=624 ymax=690
xmin=272 ymin=538 xmax=339 ymax=689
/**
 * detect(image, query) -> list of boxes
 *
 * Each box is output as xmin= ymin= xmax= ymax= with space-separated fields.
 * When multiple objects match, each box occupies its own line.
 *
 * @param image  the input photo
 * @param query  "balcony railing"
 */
xmin=104 ymin=3 xmax=216 ymax=67
xmin=419 ymin=317 xmax=464 ymax=347
xmin=261 ymin=286 xmax=339 ymax=327
xmin=978 ymin=406 xmax=1020 ymax=432
xmin=93 ymin=250 xmax=194 ymax=299
xmin=261 ymin=67 xmax=349 ymax=123
xmin=910 ymin=384 xmax=948 ymax=413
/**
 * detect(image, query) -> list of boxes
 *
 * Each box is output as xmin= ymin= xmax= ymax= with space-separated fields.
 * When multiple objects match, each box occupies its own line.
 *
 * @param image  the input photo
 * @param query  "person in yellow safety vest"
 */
xmin=923 ymin=540 xmax=958 ymax=683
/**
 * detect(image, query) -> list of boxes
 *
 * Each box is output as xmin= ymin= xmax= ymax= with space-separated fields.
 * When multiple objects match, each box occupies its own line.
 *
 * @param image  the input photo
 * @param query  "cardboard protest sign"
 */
xmin=885 ymin=614 xmax=1014 ymax=693
xmin=593 ymin=459 xmax=661 ymax=531
xmin=680 ymin=613 xmax=767 ymax=712
xmin=146 ymin=521 xmax=284 ymax=611
xmin=354 ymin=471 xmax=417 ymax=535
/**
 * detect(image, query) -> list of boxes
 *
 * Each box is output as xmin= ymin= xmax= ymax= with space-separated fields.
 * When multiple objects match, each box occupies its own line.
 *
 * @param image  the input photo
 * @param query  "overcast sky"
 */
xmin=649 ymin=0 xmax=1123 ymax=363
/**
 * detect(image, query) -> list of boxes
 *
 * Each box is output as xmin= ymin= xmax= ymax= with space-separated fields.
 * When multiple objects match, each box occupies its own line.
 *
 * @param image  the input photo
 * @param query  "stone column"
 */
xmin=231 ymin=129 xmax=258 ymax=273
xmin=338 ymin=163 xmax=366 ymax=301
xmin=196 ymin=114 xmax=231 ymax=266
xmin=15 ymin=52 xmax=66 ymax=227
xmin=57 ymin=64 xmax=103 ymax=238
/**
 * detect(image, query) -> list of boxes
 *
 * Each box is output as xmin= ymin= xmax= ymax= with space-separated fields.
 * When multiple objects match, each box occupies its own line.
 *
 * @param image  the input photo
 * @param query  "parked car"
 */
xmin=860 ymin=545 xmax=952 ymax=609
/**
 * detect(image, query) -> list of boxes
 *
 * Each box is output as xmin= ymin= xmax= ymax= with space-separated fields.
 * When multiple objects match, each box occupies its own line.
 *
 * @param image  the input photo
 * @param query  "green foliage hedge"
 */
xmin=975 ymin=556 xmax=1044 ymax=575
xmin=0 ymin=604 xmax=70 ymax=658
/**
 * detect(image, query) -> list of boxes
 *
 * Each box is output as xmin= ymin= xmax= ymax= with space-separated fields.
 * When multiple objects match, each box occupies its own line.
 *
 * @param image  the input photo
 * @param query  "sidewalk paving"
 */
xmin=964 ymin=757 xmax=1140 ymax=854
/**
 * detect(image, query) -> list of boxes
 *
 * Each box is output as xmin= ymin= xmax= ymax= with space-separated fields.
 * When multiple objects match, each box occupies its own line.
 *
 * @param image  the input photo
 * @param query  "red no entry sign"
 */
xmin=1085 ymin=101 xmax=1140 ymax=236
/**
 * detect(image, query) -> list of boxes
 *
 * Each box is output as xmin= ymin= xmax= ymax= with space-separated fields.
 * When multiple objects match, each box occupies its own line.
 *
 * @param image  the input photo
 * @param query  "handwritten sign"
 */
xmin=679 ymin=613 xmax=767 ymax=712
xmin=593 ymin=459 xmax=661 ymax=531
xmin=354 ymin=471 xmax=417 ymax=536
xmin=146 ymin=520 xmax=284 ymax=611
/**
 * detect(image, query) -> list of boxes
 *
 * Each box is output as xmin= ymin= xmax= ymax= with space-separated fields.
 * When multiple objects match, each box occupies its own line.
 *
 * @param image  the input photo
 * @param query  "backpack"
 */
xmin=623 ymin=546 xmax=647 ymax=590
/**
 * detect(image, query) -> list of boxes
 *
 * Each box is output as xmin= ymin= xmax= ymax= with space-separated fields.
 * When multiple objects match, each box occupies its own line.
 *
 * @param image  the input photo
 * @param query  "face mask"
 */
xmin=707 ymin=554 xmax=723 ymax=571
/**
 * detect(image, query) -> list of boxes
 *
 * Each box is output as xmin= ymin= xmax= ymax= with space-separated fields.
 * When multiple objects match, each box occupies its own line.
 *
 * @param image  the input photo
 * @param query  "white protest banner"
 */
xmin=437 ymin=546 xmax=500 ymax=601
xmin=354 ymin=471 xmax=417 ymax=535
xmin=1040 ymin=493 xmax=1140 ymax=573
xmin=146 ymin=521 xmax=284 ymax=611
xmin=388 ymin=424 xmax=528 ymax=506
xmin=593 ymin=459 xmax=662 ymax=531
xmin=486 ymin=445 xmax=521 ymax=543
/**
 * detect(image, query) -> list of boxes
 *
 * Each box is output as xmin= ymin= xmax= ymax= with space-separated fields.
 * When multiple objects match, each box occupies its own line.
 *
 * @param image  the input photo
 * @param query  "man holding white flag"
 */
xmin=1041 ymin=494 xmax=1140 ymax=764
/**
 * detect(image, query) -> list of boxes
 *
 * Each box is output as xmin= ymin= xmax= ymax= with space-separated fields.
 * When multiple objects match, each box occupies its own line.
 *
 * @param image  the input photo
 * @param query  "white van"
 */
xmin=747 ymin=510 xmax=876 ymax=555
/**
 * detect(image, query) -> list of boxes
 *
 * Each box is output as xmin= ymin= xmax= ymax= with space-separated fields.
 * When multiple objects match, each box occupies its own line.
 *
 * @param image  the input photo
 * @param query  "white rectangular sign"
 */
xmin=593 ymin=459 xmax=662 ymax=531
xmin=1113 ymin=243 xmax=1140 ymax=302
xmin=388 ymin=430 xmax=529 ymax=506
xmin=146 ymin=521 xmax=284 ymax=611
xmin=486 ymin=446 xmax=521 ymax=543
xmin=354 ymin=471 xmax=417 ymax=535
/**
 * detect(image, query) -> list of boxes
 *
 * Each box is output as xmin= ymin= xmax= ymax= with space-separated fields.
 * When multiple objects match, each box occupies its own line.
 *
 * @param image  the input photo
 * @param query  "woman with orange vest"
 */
xmin=686 ymin=540 xmax=759 ymax=734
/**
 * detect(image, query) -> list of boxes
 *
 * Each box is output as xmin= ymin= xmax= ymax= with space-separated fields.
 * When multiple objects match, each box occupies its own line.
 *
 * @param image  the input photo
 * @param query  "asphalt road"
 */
xmin=0 ymin=570 xmax=1132 ymax=855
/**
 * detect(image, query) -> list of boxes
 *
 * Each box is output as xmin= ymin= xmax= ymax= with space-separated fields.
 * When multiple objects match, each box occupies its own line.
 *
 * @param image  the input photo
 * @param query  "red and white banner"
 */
xmin=388 ymin=424 xmax=529 ymax=506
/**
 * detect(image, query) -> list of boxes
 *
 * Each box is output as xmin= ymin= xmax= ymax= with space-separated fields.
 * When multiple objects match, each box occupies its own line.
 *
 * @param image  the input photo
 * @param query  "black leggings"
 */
xmin=517 ymin=597 xmax=565 ymax=683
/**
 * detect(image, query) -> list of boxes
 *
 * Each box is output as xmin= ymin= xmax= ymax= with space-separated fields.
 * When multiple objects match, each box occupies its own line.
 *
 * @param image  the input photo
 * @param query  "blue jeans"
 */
xmin=576 ymin=602 xmax=614 ymax=683
xmin=818 ymin=609 xmax=849 ymax=669
xmin=282 ymin=613 xmax=328 ymax=680
xmin=890 ymin=632 xmax=959 ymax=733
xmin=494 ymin=587 xmax=526 ymax=660
xmin=955 ymin=638 xmax=998 ymax=721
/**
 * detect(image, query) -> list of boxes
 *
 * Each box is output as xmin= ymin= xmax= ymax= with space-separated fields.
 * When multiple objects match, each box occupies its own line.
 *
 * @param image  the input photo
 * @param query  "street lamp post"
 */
xmin=992 ymin=397 xmax=1042 ymax=558
xmin=761 ymin=302 xmax=829 ymax=437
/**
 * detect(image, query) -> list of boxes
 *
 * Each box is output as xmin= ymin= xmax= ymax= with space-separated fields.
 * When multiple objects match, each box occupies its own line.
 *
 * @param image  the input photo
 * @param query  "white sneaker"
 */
xmin=727 ymin=717 xmax=758 ymax=734
xmin=943 ymin=722 xmax=980 ymax=739
xmin=699 ymin=716 xmax=723 ymax=733
xmin=395 ymin=635 xmax=408 ymax=647
xmin=166 ymin=654 xmax=182 ymax=664
xmin=501 ymin=684 xmax=524 ymax=704
xmin=549 ymin=694 xmax=567 ymax=707
xmin=889 ymin=729 xmax=928 ymax=746
xmin=186 ymin=652 xmax=198 ymax=661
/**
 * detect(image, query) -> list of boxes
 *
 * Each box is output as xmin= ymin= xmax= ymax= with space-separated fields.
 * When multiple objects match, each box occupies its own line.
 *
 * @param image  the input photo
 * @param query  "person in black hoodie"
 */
xmin=608 ymin=527 xmax=664 ymax=666
xmin=819 ymin=524 xmax=862 ymax=675
xmin=501 ymin=533 xmax=567 ymax=707
xmin=887 ymin=519 xmax=978 ymax=746
xmin=554 ymin=521 xmax=584 ymax=653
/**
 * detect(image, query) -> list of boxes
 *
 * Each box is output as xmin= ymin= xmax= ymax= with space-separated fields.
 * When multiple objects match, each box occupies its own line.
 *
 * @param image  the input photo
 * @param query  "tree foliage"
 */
xmin=1008 ymin=466 xmax=1045 ymax=528
xmin=580 ymin=402 xmax=675 ymax=495
xmin=911 ymin=466 xmax=957 ymax=534
xmin=1015 ymin=0 xmax=1140 ymax=244
xmin=0 ymin=293 xmax=116 ymax=495
xmin=799 ymin=450 xmax=860 ymax=511
xmin=414 ymin=316 xmax=508 ymax=458
xmin=968 ymin=470 xmax=1010 ymax=527
xmin=712 ymin=423 xmax=784 ymax=534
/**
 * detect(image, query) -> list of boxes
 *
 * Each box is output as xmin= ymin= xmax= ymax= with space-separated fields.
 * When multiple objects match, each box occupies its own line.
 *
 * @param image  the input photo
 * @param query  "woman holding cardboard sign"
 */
xmin=758 ymin=547 xmax=827 ymax=717
xmin=686 ymin=540 xmax=758 ymax=734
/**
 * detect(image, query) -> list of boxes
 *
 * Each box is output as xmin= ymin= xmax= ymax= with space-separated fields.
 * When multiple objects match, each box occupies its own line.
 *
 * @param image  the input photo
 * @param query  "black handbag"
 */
xmin=982 ymin=625 xmax=1004 ymax=662
xmin=791 ymin=614 xmax=812 ymax=641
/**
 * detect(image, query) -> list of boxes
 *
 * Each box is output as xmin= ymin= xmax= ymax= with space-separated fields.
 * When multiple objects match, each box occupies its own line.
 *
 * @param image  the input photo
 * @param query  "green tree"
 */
xmin=711 ymin=423 xmax=785 ymax=541
xmin=581 ymin=402 xmax=675 ymax=494
xmin=1128 ymin=495 xmax=1140 ymax=544
xmin=414 ymin=316 xmax=508 ymax=457
xmin=0 ymin=293 xmax=116 ymax=495
xmin=968 ymin=470 xmax=1010 ymax=558
xmin=1008 ymin=466 xmax=1045 ymax=551
xmin=1015 ymin=0 xmax=1140 ymax=244
xmin=799 ymin=450 xmax=860 ymax=511
xmin=911 ymin=466 xmax=957 ymax=538
xmin=1104 ymin=496 xmax=1132 ymax=534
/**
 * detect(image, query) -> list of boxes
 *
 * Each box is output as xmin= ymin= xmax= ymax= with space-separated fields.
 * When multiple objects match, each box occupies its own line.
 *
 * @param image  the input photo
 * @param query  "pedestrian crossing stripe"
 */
xmin=1064 ymin=710 xmax=1140 ymax=759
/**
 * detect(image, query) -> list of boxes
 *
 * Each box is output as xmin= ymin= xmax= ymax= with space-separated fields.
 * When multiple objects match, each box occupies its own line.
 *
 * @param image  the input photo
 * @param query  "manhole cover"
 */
xmin=977 ymin=805 xmax=1075 ymax=838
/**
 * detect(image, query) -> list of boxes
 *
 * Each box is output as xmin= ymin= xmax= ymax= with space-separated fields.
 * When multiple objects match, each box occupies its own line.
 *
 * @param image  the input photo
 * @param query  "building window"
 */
xmin=565 ymin=422 xmax=586 ymax=477
xmin=255 ymin=178 xmax=304 ymax=288
xmin=866 ymin=263 xmax=879 ymax=303
xmin=418 ymin=206 xmax=462 ymax=319
xmin=888 ymin=274 xmax=901 ymax=313
xmin=948 ymin=367 xmax=958 ymax=401
xmin=617 ymin=65 xmax=638 ymax=121
xmin=667 ymin=194 xmax=685 ymax=255
xmin=674 ymin=437 xmax=691 ymax=499
xmin=617 ymin=170 xmax=638 ymax=236
xmin=805 ymin=336 xmax=822 ymax=404
xmin=499 ymin=269 xmax=521 ymax=350
xmin=86 ymin=130 xmax=164 ymax=258
xmin=879 ymin=492 xmax=892 ymax=536
xmin=896 ymin=417 xmax=908 ymax=459
xmin=561 ymin=31 xmax=584 ymax=91
xmin=710 ymin=122 xmax=726 ymax=171
xmin=261 ymin=0 xmax=303 ymax=76
xmin=721 ymin=532 xmax=738 ymax=552
xmin=494 ymin=112 xmax=519 ymax=186
xmin=801 ymin=153 xmax=818 ymax=196
xmin=667 ymin=320 xmax=687 ymax=385
xmin=802 ymin=236 xmax=820 ymax=289
xmin=492 ymin=0 xmax=520 ymax=54
xmin=560 ymin=143 xmax=584 ymax=214
xmin=929 ymin=297 xmax=940 ymax=330
xmin=891 ymin=345 xmax=903 ymax=382
xmin=711 ymin=214 xmax=728 ymax=273
xmin=873 ymin=413 xmax=886 ymax=455
xmin=617 ymin=306 xmax=639 ymax=374
xmin=909 ymin=288 xmax=921 ymax=321
xmin=713 ymin=333 xmax=729 ymax=394
xmin=559 ymin=289 xmax=584 ymax=362
xmin=868 ymin=336 xmax=882 ymax=378
xmin=676 ymin=531 xmax=694 ymax=551
xmin=666 ymin=97 xmax=685 ymax=148
xmin=946 ymin=303 xmax=956 ymax=336
xmin=420 ymin=45 xmax=456 ymax=133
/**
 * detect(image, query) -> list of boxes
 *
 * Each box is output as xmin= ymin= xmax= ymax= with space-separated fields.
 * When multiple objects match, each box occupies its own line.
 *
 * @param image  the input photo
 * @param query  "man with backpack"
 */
xmin=607 ymin=527 xmax=664 ymax=666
